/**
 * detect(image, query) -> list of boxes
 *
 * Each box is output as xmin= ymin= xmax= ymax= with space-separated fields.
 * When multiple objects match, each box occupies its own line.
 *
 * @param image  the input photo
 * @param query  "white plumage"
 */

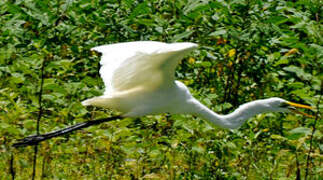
xmin=82 ymin=41 xmax=312 ymax=129
xmin=94 ymin=41 xmax=197 ymax=94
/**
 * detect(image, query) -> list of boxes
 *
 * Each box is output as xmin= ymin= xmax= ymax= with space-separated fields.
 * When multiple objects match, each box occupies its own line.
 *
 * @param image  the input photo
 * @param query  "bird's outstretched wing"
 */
xmin=91 ymin=41 xmax=197 ymax=95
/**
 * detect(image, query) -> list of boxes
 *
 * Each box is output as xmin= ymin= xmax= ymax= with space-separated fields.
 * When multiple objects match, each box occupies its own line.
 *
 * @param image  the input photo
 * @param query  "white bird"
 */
xmin=14 ymin=41 xmax=312 ymax=147
xmin=82 ymin=41 xmax=312 ymax=129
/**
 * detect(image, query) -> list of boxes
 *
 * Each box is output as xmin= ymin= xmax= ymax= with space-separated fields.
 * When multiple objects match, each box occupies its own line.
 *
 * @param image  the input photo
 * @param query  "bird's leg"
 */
xmin=13 ymin=116 xmax=122 ymax=147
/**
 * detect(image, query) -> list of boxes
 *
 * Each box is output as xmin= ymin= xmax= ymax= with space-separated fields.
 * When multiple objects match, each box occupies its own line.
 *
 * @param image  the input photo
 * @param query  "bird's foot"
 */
xmin=13 ymin=134 xmax=46 ymax=147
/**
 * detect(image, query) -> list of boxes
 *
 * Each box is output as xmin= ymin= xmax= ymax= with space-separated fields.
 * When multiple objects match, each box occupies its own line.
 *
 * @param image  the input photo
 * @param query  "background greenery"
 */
xmin=0 ymin=0 xmax=322 ymax=179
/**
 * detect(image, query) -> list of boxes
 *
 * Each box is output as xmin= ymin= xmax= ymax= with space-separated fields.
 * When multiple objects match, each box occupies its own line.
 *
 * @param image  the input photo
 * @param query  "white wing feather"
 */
xmin=91 ymin=41 xmax=197 ymax=95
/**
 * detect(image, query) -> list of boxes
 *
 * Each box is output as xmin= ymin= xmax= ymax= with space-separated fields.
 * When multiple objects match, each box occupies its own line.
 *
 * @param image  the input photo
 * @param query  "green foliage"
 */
xmin=0 ymin=0 xmax=322 ymax=179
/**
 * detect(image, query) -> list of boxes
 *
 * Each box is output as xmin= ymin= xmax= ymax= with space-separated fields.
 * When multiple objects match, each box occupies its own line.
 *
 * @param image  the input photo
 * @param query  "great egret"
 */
xmin=14 ymin=41 xmax=312 ymax=147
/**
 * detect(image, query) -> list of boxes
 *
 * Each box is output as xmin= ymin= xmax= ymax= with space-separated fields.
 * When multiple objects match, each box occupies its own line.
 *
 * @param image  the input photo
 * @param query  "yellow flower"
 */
xmin=284 ymin=48 xmax=298 ymax=56
xmin=227 ymin=61 xmax=233 ymax=67
xmin=228 ymin=49 xmax=236 ymax=57
xmin=188 ymin=57 xmax=195 ymax=64
xmin=210 ymin=87 xmax=216 ymax=93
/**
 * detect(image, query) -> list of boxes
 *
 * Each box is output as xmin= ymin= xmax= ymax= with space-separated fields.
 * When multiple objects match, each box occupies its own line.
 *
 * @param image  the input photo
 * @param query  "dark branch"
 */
xmin=13 ymin=116 xmax=122 ymax=147
xmin=32 ymin=51 xmax=47 ymax=180
xmin=305 ymin=84 xmax=322 ymax=180
xmin=10 ymin=154 xmax=15 ymax=180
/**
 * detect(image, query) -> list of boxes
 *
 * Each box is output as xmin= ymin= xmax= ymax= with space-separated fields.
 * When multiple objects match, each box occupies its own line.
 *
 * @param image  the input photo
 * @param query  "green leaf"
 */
xmin=209 ymin=29 xmax=227 ymax=37
xmin=266 ymin=15 xmax=288 ymax=25
xmin=0 ymin=123 xmax=10 ymax=129
xmin=129 ymin=2 xmax=150 ymax=19
xmin=283 ymin=66 xmax=312 ymax=80
xmin=23 ymin=120 xmax=35 ymax=129
xmin=274 ymin=58 xmax=289 ymax=66
xmin=184 ymin=0 xmax=210 ymax=14
xmin=289 ymin=127 xmax=311 ymax=136
xmin=171 ymin=31 xmax=194 ymax=42
xmin=11 ymin=73 xmax=25 ymax=83
xmin=271 ymin=134 xmax=287 ymax=141
xmin=287 ymin=127 xmax=312 ymax=140
xmin=201 ymin=61 xmax=212 ymax=67
xmin=192 ymin=144 xmax=205 ymax=153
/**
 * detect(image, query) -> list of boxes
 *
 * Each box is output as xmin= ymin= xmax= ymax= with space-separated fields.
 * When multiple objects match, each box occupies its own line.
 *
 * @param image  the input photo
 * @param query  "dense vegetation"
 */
xmin=0 ymin=0 xmax=322 ymax=179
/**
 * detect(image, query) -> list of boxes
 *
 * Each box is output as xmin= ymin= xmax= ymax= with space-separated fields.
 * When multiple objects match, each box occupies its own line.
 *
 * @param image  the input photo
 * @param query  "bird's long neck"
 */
xmin=190 ymin=99 xmax=268 ymax=129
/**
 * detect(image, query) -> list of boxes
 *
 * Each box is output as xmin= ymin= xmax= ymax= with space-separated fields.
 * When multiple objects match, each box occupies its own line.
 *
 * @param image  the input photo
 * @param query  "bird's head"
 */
xmin=265 ymin=97 xmax=313 ymax=117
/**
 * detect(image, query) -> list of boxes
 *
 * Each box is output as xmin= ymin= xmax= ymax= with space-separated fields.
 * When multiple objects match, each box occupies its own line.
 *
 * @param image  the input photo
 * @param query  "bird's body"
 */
xmin=84 ymin=80 xmax=192 ymax=116
xmin=82 ymin=41 xmax=312 ymax=129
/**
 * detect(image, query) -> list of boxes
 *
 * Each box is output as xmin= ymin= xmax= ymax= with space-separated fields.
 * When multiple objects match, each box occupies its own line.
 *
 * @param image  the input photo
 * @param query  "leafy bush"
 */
xmin=0 ymin=0 xmax=321 ymax=179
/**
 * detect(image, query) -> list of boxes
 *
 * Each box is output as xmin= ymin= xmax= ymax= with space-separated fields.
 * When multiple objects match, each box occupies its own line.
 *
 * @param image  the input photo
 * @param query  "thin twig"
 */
xmin=31 ymin=57 xmax=46 ymax=180
xmin=295 ymin=152 xmax=300 ymax=180
xmin=233 ymin=53 xmax=243 ymax=107
xmin=305 ymin=83 xmax=322 ymax=180
xmin=10 ymin=153 xmax=15 ymax=180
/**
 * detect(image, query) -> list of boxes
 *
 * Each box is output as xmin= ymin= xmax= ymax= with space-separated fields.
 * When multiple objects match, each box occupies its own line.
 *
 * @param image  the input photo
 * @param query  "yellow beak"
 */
xmin=286 ymin=101 xmax=314 ymax=118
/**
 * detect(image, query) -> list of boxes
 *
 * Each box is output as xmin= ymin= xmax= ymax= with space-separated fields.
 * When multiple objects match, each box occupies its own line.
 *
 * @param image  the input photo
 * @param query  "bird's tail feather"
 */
xmin=81 ymin=96 xmax=113 ymax=108
xmin=81 ymin=98 xmax=95 ymax=106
